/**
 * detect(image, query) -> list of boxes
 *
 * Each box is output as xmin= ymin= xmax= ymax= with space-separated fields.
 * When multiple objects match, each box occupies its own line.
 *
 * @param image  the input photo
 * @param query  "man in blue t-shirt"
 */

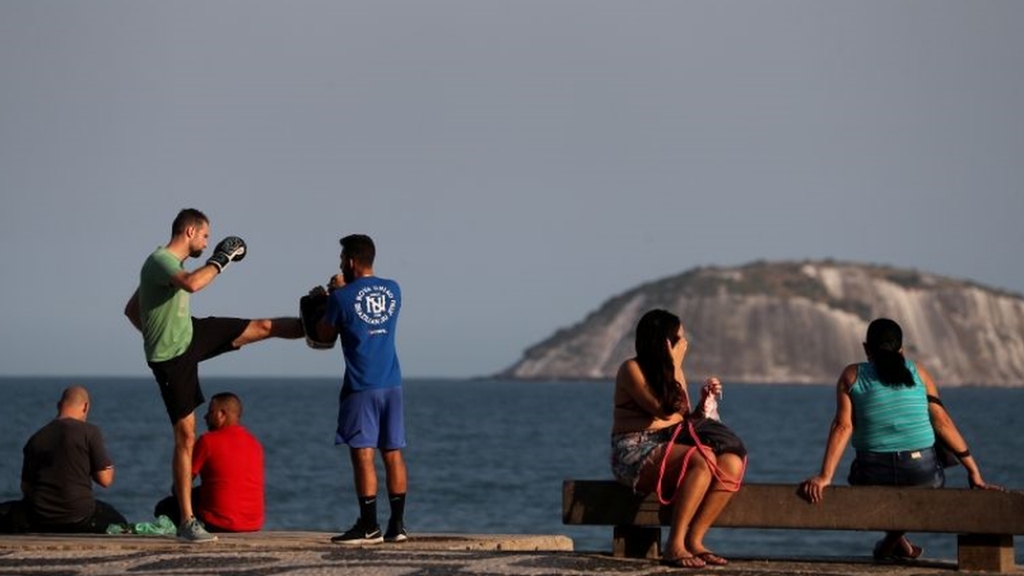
xmin=311 ymin=234 xmax=407 ymax=545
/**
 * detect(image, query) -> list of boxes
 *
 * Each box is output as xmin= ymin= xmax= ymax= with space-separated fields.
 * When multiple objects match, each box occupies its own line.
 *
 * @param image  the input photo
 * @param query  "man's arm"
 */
xmin=88 ymin=427 xmax=116 ymax=489
xmin=125 ymin=289 xmax=142 ymax=332
xmin=169 ymin=266 xmax=220 ymax=294
xmin=93 ymin=466 xmax=115 ymax=488
xmin=126 ymin=258 xmax=220 ymax=332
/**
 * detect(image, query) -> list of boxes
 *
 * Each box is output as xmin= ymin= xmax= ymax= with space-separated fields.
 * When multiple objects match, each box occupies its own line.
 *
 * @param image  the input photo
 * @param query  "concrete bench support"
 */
xmin=563 ymin=480 xmax=1024 ymax=572
xmin=612 ymin=525 xmax=660 ymax=559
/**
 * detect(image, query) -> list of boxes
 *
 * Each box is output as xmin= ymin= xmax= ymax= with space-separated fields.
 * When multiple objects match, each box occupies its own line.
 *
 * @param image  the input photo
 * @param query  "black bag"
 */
xmin=655 ymin=417 xmax=747 ymax=505
xmin=689 ymin=417 xmax=747 ymax=458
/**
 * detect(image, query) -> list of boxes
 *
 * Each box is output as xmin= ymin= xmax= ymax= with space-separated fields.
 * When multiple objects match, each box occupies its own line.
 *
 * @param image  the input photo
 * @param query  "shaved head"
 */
xmin=60 ymin=385 xmax=88 ymax=407
xmin=58 ymin=385 xmax=91 ymax=420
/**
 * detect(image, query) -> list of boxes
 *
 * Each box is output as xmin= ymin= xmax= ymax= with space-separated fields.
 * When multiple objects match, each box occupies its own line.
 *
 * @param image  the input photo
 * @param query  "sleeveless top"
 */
xmin=849 ymin=359 xmax=935 ymax=452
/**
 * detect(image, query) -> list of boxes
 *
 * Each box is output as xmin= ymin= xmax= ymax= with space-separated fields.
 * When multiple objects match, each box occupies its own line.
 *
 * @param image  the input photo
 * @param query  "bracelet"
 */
xmin=955 ymin=448 xmax=971 ymax=459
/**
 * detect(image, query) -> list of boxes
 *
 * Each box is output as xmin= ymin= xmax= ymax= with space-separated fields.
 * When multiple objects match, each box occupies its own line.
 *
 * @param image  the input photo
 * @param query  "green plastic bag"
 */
xmin=106 ymin=515 xmax=176 ymax=535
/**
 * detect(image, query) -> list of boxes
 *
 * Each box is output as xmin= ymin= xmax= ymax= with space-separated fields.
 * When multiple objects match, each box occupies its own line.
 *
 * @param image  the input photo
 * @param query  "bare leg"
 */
xmin=233 ymin=318 xmax=304 ymax=347
xmin=381 ymin=449 xmax=408 ymax=533
xmin=896 ymin=535 xmax=921 ymax=557
xmin=349 ymin=448 xmax=378 ymax=498
xmin=685 ymin=453 xmax=744 ymax=556
xmin=172 ymin=413 xmax=197 ymax=523
xmin=637 ymin=444 xmax=713 ymax=561
xmin=875 ymin=531 xmax=920 ymax=559
xmin=665 ymin=453 xmax=713 ymax=560
xmin=381 ymin=449 xmax=407 ymax=495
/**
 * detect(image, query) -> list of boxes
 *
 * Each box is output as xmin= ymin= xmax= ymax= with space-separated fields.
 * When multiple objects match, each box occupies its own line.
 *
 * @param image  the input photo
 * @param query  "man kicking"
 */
xmin=125 ymin=208 xmax=303 ymax=542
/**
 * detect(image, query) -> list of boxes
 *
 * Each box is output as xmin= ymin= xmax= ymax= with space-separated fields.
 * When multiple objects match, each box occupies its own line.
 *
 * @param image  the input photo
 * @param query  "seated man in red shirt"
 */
xmin=155 ymin=392 xmax=264 ymax=532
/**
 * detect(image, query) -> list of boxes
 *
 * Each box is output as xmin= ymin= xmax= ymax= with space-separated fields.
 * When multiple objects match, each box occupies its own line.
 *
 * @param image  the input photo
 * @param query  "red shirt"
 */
xmin=193 ymin=424 xmax=264 ymax=532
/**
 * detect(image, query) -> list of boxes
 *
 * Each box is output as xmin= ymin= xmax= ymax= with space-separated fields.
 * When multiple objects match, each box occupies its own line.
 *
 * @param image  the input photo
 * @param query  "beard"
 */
xmin=342 ymin=268 xmax=355 ymax=284
xmin=190 ymin=247 xmax=203 ymax=259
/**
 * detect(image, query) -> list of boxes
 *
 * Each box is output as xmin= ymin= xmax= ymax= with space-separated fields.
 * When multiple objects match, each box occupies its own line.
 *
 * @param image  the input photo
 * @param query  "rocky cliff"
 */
xmin=499 ymin=261 xmax=1024 ymax=386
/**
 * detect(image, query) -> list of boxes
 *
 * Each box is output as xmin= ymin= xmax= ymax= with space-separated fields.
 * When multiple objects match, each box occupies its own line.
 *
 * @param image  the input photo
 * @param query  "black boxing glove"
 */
xmin=206 ymin=236 xmax=247 ymax=272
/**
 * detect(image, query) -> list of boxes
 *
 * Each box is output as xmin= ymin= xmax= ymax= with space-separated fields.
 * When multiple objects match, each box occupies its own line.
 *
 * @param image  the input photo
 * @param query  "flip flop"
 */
xmin=893 ymin=543 xmax=923 ymax=560
xmin=661 ymin=555 xmax=707 ymax=569
xmin=695 ymin=551 xmax=729 ymax=566
xmin=873 ymin=538 xmax=923 ymax=561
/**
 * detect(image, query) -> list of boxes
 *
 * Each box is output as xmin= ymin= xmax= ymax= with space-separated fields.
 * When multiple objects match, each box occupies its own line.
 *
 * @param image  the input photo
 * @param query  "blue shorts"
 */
xmin=336 ymin=387 xmax=406 ymax=450
xmin=849 ymin=446 xmax=945 ymax=488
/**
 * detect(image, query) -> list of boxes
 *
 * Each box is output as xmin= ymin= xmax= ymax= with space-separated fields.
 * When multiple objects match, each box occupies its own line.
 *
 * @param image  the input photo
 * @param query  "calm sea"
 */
xmin=1 ymin=377 xmax=1021 ymax=562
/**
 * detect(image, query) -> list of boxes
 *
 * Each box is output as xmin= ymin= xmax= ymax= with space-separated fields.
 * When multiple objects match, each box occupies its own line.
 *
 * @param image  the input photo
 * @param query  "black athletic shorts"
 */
xmin=148 ymin=316 xmax=249 ymax=423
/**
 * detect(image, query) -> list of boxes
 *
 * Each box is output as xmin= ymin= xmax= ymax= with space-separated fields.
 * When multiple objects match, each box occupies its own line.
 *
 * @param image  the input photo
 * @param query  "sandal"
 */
xmin=661 ymin=555 xmax=707 ymax=569
xmin=894 ymin=541 xmax=923 ymax=560
xmin=873 ymin=537 xmax=923 ymax=561
xmin=695 ymin=551 xmax=728 ymax=566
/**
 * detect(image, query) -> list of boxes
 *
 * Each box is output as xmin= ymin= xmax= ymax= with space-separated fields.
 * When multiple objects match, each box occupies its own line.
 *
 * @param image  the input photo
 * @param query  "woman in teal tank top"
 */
xmin=799 ymin=318 xmax=998 ymax=562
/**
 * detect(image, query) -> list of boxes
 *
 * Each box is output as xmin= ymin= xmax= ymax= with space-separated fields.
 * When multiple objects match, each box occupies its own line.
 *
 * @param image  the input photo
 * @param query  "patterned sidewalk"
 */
xmin=0 ymin=532 xmax=1012 ymax=576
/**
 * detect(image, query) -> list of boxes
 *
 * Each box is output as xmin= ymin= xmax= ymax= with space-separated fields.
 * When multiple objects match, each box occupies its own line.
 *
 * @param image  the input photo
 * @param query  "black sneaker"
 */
xmin=330 ymin=522 xmax=383 ymax=545
xmin=384 ymin=521 xmax=408 ymax=543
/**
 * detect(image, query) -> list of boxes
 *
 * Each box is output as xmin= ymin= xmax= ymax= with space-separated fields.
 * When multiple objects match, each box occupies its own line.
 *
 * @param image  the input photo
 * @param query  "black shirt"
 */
xmin=21 ymin=418 xmax=112 ymax=525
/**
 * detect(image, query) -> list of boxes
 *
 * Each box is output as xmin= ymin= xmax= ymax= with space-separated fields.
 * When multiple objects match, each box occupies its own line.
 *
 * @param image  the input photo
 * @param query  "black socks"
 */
xmin=358 ymin=493 xmax=406 ymax=528
xmin=358 ymin=496 xmax=377 ymax=528
xmin=388 ymin=493 xmax=406 ymax=525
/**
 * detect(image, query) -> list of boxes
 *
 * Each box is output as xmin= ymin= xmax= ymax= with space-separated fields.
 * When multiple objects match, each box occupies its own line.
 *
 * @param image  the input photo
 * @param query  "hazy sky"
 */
xmin=2 ymin=2 xmax=1022 ymax=379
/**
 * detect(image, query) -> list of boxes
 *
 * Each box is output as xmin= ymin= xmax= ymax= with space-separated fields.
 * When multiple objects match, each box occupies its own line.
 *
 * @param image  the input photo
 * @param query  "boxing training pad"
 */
xmin=300 ymin=293 xmax=336 ymax=350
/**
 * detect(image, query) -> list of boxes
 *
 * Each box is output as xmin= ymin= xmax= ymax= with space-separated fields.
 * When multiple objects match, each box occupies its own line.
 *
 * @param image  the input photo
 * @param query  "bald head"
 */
xmin=57 ymin=385 xmax=90 ymax=421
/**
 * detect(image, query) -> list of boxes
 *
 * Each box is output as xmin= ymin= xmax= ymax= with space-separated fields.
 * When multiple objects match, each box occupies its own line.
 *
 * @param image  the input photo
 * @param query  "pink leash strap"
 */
xmin=655 ymin=419 xmax=747 ymax=506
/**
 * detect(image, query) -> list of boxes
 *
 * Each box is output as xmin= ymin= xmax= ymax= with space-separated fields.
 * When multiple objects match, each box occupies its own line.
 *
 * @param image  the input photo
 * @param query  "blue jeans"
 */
xmin=849 ymin=446 xmax=945 ymax=488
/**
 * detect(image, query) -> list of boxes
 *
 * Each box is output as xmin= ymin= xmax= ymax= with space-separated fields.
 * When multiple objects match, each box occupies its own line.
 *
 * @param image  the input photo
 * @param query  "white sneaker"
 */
xmin=177 ymin=517 xmax=217 ymax=543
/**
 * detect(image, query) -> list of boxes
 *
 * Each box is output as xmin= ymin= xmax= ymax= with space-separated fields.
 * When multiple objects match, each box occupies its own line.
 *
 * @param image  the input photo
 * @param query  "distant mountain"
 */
xmin=499 ymin=261 xmax=1024 ymax=386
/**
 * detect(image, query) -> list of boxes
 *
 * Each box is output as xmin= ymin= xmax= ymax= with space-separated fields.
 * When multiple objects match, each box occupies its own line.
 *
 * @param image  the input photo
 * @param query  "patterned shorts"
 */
xmin=610 ymin=427 xmax=675 ymax=490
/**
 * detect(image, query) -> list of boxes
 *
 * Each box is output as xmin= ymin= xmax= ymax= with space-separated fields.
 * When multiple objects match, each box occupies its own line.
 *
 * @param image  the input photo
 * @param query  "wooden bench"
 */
xmin=563 ymin=480 xmax=1024 ymax=573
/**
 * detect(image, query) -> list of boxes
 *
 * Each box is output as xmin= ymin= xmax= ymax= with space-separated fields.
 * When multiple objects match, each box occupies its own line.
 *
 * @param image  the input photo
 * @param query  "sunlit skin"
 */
xmin=123 ymin=213 xmax=303 ymax=529
xmin=613 ymin=321 xmax=741 ymax=567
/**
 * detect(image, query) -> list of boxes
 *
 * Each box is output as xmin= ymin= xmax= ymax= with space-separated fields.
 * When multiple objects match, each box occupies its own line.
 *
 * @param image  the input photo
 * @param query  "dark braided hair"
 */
xmin=634 ymin=309 xmax=685 ymax=414
xmin=865 ymin=318 xmax=915 ymax=387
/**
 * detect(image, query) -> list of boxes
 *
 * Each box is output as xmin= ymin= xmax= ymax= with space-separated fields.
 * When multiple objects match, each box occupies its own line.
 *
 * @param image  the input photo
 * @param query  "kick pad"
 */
xmin=300 ymin=293 xmax=336 ymax=349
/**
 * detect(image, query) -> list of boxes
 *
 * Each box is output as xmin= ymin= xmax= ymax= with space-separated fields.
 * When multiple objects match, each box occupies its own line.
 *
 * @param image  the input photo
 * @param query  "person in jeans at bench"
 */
xmin=800 ymin=317 xmax=999 ymax=561
xmin=611 ymin=309 xmax=746 ymax=568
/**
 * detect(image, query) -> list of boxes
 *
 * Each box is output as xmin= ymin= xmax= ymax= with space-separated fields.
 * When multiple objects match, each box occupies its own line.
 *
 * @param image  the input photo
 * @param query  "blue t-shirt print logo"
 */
xmin=355 ymin=284 xmax=397 ymax=328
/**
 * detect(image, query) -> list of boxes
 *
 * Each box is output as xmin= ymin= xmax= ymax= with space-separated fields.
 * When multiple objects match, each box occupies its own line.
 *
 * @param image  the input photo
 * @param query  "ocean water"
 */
xmin=0 ymin=377 xmax=1021 ymax=562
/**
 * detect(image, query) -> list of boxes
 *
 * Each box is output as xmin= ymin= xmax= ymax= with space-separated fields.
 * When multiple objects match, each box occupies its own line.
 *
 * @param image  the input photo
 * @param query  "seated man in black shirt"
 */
xmin=0 ymin=385 xmax=126 ymax=533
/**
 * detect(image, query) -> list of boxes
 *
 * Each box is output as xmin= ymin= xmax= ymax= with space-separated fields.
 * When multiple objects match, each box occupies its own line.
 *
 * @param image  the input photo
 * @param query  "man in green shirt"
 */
xmin=125 ymin=208 xmax=303 ymax=543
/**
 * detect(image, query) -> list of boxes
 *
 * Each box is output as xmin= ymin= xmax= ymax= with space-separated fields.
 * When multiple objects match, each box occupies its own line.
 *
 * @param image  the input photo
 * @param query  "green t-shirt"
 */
xmin=139 ymin=247 xmax=192 ymax=362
